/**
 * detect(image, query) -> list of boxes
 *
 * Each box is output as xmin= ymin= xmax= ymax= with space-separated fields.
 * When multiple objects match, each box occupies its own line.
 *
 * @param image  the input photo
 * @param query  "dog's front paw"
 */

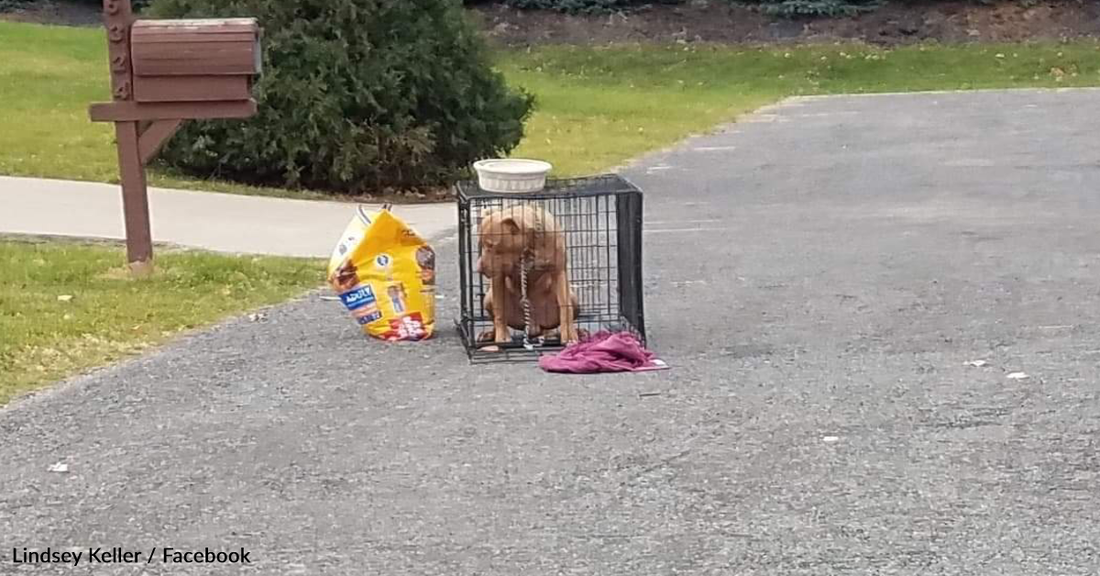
xmin=477 ymin=329 xmax=505 ymax=353
xmin=560 ymin=325 xmax=580 ymax=343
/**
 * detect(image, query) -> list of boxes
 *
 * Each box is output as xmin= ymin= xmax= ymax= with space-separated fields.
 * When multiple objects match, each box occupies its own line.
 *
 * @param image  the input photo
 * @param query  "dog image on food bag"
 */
xmin=333 ymin=260 xmax=360 ymax=292
xmin=416 ymin=246 xmax=436 ymax=286
xmin=477 ymin=204 xmax=580 ymax=345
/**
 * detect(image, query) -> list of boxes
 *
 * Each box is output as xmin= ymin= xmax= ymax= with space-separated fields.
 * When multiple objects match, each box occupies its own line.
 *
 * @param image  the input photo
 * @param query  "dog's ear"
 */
xmin=500 ymin=216 xmax=522 ymax=235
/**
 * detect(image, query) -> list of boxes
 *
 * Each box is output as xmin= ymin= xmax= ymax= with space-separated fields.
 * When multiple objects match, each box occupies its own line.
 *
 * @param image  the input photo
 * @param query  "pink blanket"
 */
xmin=538 ymin=331 xmax=668 ymax=374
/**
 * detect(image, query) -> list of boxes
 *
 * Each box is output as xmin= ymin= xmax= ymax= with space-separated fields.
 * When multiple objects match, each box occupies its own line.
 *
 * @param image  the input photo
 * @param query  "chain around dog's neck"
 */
xmin=520 ymin=250 xmax=534 ymax=350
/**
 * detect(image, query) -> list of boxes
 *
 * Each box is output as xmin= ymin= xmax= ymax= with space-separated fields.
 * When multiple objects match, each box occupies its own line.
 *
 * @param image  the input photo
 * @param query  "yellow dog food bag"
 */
xmin=327 ymin=207 xmax=436 ymax=341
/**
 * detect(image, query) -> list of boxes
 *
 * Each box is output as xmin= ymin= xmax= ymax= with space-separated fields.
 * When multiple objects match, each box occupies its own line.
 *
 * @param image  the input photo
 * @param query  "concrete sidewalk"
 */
xmin=0 ymin=176 xmax=456 ymax=258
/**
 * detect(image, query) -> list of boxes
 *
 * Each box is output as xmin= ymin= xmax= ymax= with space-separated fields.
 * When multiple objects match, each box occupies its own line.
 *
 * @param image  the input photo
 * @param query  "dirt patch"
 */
xmin=476 ymin=1 xmax=1100 ymax=46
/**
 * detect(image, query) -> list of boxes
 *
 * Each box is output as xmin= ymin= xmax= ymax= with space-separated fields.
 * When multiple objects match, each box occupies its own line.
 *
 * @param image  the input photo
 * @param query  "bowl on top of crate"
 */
xmin=455 ymin=174 xmax=646 ymax=363
xmin=472 ymin=158 xmax=553 ymax=194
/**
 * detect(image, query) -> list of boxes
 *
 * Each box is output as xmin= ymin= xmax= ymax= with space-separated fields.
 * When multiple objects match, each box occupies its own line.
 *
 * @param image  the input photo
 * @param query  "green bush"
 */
xmin=148 ymin=0 xmax=534 ymax=193
xmin=0 ymin=0 xmax=32 ymax=11
xmin=0 ymin=0 xmax=150 ymax=12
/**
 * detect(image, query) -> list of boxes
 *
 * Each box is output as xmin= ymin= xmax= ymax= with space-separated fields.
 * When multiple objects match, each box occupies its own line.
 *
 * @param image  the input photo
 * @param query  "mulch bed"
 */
xmin=6 ymin=0 xmax=1099 ymax=46
xmin=474 ymin=1 xmax=1100 ymax=46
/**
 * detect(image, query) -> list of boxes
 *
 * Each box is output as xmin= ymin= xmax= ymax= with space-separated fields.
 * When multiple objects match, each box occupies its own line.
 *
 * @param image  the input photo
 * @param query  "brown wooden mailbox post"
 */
xmin=89 ymin=0 xmax=261 ymax=275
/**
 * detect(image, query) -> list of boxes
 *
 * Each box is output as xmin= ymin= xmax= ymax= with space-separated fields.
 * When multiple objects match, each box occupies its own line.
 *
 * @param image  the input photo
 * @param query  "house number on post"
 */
xmin=89 ymin=0 xmax=262 ymax=275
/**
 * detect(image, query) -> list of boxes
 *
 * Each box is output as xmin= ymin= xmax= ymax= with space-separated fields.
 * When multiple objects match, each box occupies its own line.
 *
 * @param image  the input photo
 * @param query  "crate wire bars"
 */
xmin=456 ymin=174 xmax=645 ymax=363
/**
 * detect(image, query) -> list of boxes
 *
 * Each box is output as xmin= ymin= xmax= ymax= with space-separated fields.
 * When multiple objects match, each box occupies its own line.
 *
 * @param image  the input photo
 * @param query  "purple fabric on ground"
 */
xmin=538 ymin=331 xmax=668 ymax=374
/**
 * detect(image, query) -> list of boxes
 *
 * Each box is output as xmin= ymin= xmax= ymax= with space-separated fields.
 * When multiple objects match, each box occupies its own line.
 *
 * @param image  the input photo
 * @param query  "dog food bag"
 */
xmin=327 ymin=206 xmax=436 ymax=341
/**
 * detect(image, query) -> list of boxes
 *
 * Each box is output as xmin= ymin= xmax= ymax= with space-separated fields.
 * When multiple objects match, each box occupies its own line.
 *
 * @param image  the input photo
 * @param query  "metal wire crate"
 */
xmin=456 ymin=174 xmax=645 ymax=363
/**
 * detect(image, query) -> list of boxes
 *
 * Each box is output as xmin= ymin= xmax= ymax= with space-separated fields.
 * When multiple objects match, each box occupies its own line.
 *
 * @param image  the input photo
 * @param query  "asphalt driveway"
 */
xmin=3 ymin=88 xmax=1100 ymax=575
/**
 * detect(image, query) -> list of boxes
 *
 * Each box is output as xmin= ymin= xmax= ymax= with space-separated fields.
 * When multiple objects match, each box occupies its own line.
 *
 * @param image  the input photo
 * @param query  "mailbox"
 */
xmin=130 ymin=18 xmax=261 ymax=103
xmin=91 ymin=0 xmax=263 ymax=274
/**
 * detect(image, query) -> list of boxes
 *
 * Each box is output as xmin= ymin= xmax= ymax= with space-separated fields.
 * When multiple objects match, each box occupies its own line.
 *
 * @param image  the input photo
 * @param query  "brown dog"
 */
xmin=477 ymin=204 xmax=579 ymax=345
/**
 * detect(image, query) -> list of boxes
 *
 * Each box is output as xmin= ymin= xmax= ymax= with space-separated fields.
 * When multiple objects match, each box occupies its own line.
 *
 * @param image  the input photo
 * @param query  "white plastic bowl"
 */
xmin=473 ymin=159 xmax=552 ymax=193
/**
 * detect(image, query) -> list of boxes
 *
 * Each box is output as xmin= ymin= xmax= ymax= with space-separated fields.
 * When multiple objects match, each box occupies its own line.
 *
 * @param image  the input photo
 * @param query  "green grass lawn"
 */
xmin=2 ymin=20 xmax=1098 ymax=192
xmin=500 ymin=42 xmax=1100 ymax=175
xmin=0 ymin=239 xmax=323 ymax=404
